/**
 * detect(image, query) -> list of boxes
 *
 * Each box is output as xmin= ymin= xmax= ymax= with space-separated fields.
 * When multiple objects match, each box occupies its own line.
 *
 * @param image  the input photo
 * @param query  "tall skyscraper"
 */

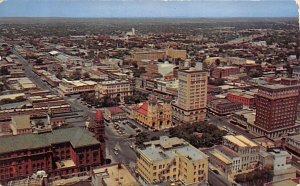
xmin=172 ymin=68 xmax=208 ymax=124
xmin=251 ymin=84 xmax=299 ymax=139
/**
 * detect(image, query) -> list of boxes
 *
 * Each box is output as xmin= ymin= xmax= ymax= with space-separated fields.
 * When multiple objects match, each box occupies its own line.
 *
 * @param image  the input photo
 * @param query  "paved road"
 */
xmin=14 ymin=50 xmax=53 ymax=92
xmin=13 ymin=48 xmax=138 ymax=166
xmin=13 ymin=49 xmax=93 ymax=124
xmin=105 ymin=122 xmax=137 ymax=165
xmin=208 ymin=170 xmax=233 ymax=186
xmin=207 ymin=113 xmax=257 ymax=139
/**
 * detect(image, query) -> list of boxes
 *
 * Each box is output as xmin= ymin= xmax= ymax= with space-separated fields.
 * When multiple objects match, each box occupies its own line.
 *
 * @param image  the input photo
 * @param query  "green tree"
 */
xmin=169 ymin=122 xmax=227 ymax=148
xmin=0 ymin=83 xmax=4 ymax=91
xmin=83 ymin=72 xmax=90 ymax=79
xmin=35 ymin=58 xmax=43 ymax=65
xmin=132 ymin=67 xmax=146 ymax=78
xmin=56 ymin=72 xmax=63 ymax=80
xmin=235 ymin=168 xmax=273 ymax=185
xmin=71 ymin=70 xmax=82 ymax=80
xmin=0 ymin=66 xmax=9 ymax=76
xmin=215 ymin=59 xmax=221 ymax=66
xmin=136 ymin=132 xmax=151 ymax=147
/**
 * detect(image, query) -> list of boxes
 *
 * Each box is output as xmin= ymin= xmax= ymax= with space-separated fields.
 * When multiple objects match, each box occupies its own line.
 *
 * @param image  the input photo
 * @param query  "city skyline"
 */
xmin=0 ymin=0 xmax=298 ymax=18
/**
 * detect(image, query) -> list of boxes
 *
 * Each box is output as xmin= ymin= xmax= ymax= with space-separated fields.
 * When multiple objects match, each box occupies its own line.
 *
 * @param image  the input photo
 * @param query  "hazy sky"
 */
xmin=0 ymin=0 xmax=298 ymax=18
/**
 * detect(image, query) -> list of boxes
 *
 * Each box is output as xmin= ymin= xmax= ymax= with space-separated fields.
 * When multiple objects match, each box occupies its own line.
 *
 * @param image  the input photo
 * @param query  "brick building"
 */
xmin=210 ymin=66 xmax=240 ymax=79
xmin=208 ymin=99 xmax=243 ymax=116
xmin=226 ymin=91 xmax=255 ymax=108
xmin=132 ymin=50 xmax=166 ymax=61
xmin=166 ymin=48 xmax=187 ymax=60
xmin=88 ymin=111 xmax=106 ymax=164
xmin=250 ymin=84 xmax=300 ymax=139
xmin=0 ymin=127 xmax=105 ymax=185
xmin=0 ymin=105 xmax=72 ymax=122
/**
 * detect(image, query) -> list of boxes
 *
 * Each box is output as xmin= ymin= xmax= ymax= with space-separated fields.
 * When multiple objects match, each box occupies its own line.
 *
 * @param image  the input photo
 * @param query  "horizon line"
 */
xmin=0 ymin=16 xmax=297 ymax=19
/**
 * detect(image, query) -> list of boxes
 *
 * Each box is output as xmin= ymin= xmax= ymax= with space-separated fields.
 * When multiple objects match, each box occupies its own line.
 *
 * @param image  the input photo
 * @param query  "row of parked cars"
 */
xmin=113 ymin=122 xmax=126 ymax=135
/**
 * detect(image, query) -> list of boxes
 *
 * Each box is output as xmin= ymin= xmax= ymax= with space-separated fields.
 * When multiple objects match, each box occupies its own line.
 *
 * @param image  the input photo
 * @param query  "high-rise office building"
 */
xmin=172 ymin=68 xmax=208 ymax=124
xmin=250 ymin=84 xmax=300 ymax=139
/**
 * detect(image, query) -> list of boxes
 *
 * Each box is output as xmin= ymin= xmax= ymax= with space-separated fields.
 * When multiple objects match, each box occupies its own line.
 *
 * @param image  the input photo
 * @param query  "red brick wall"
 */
xmin=226 ymin=93 xmax=255 ymax=107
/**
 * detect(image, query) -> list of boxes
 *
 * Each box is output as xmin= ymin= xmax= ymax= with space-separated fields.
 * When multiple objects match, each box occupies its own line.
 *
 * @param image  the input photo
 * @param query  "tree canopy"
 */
xmin=169 ymin=122 xmax=227 ymax=148
xmin=235 ymin=168 xmax=273 ymax=186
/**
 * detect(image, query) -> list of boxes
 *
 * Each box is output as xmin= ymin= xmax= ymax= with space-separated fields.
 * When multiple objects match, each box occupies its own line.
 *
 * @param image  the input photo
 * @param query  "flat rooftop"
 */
xmin=93 ymin=164 xmax=139 ymax=186
xmin=288 ymin=134 xmax=300 ymax=143
xmin=139 ymin=136 xmax=208 ymax=162
xmin=210 ymin=151 xmax=232 ymax=165
xmin=0 ymin=127 xmax=100 ymax=154
xmin=224 ymin=135 xmax=257 ymax=148
xmin=260 ymin=84 xmax=299 ymax=91
xmin=56 ymin=159 xmax=76 ymax=169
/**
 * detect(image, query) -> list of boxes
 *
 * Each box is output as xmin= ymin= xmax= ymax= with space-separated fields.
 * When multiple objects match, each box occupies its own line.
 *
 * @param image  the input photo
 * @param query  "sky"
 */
xmin=0 ymin=0 xmax=298 ymax=18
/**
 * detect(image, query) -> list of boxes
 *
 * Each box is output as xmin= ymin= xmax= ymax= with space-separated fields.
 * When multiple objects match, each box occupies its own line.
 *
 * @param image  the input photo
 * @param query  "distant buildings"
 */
xmin=132 ymin=48 xmax=187 ymax=61
xmin=132 ymin=50 xmax=166 ymax=61
xmin=132 ymin=97 xmax=172 ymax=130
xmin=96 ymin=79 xmax=133 ymax=101
xmin=208 ymin=99 xmax=243 ymax=116
xmin=166 ymin=48 xmax=187 ymax=60
xmin=204 ymin=57 xmax=256 ymax=66
xmin=3 ymin=18 xmax=300 ymax=186
xmin=251 ymin=84 xmax=300 ymax=139
xmin=210 ymin=66 xmax=240 ymax=79
xmin=146 ymin=61 xmax=175 ymax=77
xmin=0 ymin=105 xmax=72 ymax=122
xmin=292 ymin=66 xmax=300 ymax=78
xmin=89 ymin=70 xmax=109 ymax=81
xmin=58 ymin=79 xmax=97 ymax=96
xmin=172 ymin=68 xmax=208 ymax=124
xmin=136 ymin=136 xmax=208 ymax=185
xmin=7 ymin=77 xmax=37 ymax=90
xmin=103 ymin=106 xmax=127 ymax=122
xmin=226 ymin=90 xmax=256 ymax=108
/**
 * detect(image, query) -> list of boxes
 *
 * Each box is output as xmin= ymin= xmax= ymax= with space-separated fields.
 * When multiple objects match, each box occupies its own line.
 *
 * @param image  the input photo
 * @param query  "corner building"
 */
xmin=132 ymin=97 xmax=173 ymax=130
xmin=0 ymin=127 xmax=105 ymax=185
xmin=136 ymin=136 xmax=208 ymax=185
xmin=250 ymin=84 xmax=299 ymax=139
